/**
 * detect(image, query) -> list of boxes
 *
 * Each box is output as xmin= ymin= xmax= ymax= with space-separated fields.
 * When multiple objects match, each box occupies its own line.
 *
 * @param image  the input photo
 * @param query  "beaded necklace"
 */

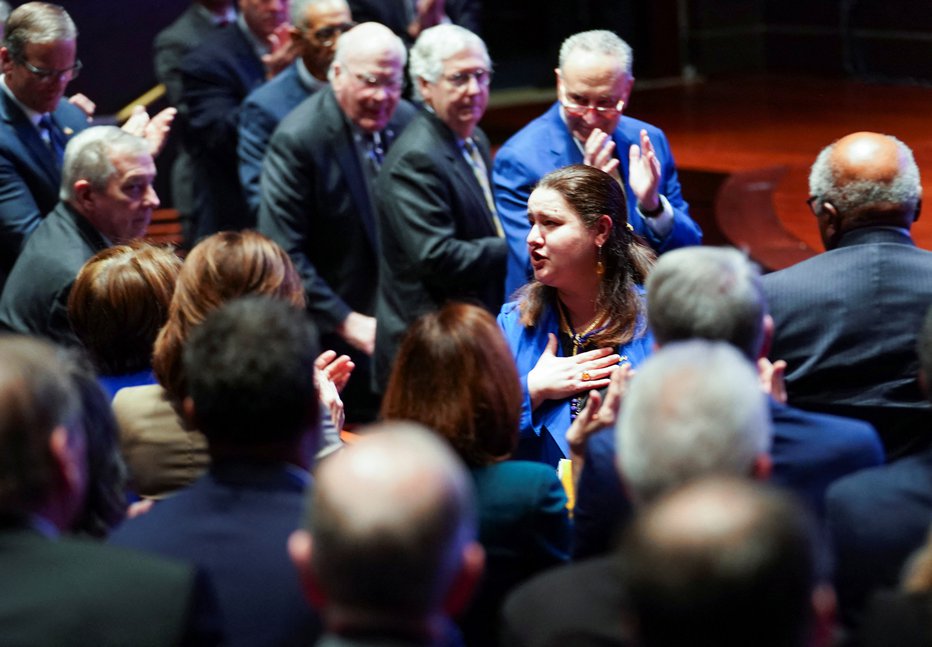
xmin=557 ymin=301 xmax=608 ymax=421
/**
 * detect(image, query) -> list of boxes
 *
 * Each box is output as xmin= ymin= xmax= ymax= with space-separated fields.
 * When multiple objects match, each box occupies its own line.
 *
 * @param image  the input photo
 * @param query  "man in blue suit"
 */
xmin=572 ymin=246 xmax=883 ymax=559
xmin=238 ymin=0 xmax=354 ymax=217
xmin=110 ymin=296 xmax=324 ymax=647
xmin=493 ymin=30 xmax=702 ymax=298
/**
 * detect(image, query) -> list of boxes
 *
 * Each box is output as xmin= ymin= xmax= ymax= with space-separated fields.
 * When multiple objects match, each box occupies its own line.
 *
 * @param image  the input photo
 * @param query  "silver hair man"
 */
xmin=617 ymin=340 xmax=772 ymax=504
xmin=408 ymin=24 xmax=489 ymax=101
xmin=288 ymin=0 xmax=349 ymax=30
xmin=558 ymin=29 xmax=632 ymax=77
xmin=60 ymin=126 xmax=150 ymax=203
xmin=329 ymin=20 xmax=406 ymax=79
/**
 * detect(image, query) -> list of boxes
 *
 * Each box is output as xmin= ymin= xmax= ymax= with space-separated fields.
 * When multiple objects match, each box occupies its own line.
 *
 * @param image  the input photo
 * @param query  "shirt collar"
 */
xmin=295 ymin=58 xmax=326 ymax=93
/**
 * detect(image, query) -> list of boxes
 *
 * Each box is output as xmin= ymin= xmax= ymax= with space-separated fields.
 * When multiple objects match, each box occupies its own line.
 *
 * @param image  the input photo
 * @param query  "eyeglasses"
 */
xmin=309 ymin=21 xmax=356 ymax=47
xmin=442 ymin=68 xmax=492 ymax=88
xmin=343 ymin=64 xmax=404 ymax=93
xmin=559 ymin=87 xmax=624 ymax=117
xmin=16 ymin=57 xmax=82 ymax=82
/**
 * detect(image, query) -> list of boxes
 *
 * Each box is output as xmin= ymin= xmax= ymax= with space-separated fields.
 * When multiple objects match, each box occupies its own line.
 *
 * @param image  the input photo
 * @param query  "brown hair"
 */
xmin=152 ymin=231 xmax=305 ymax=402
xmin=68 ymin=242 xmax=181 ymax=376
xmin=381 ymin=303 xmax=522 ymax=467
xmin=519 ymin=164 xmax=655 ymax=347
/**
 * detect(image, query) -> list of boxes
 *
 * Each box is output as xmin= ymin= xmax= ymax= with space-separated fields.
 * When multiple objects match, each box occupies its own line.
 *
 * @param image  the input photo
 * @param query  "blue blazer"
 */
xmin=109 ymin=460 xmax=323 ymax=647
xmin=492 ymin=102 xmax=702 ymax=297
xmin=573 ymin=396 xmax=884 ymax=559
xmin=0 ymin=92 xmax=87 ymax=278
xmin=497 ymin=297 xmax=653 ymax=466
xmin=238 ymin=62 xmax=318 ymax=217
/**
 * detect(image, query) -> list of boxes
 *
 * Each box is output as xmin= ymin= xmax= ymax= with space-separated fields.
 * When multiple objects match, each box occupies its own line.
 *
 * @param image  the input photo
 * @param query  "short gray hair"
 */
xmin=809 ymin=134 xmax=921 ymax=216
xmin=617 ymin=340 xmax=772 ymax=504
xmin=409 ymin=24 xmax=489 ymax=101
xmin=288 ymin=0 xmax=348 ymax=30
xmin=647 ymin=246 xmax=767 ymax=360
xmin=559 ymin=29 xmax=632 ymax=76
xmin=60 ymin=126 xmax=149 ymax=202
xmin=2 ymin=2 xmax=76 ymax=60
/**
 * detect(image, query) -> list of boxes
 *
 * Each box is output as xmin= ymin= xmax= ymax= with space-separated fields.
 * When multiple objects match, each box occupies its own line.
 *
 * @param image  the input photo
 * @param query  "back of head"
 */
xmin=60 ymin=126 xmax=149 ymax=203
xmin=558 ymin=29 xmax=632 ymax=76
xmin=182 ymin=295 xmax=320 ymax=450
xmin=68 ymin=242 xmax=181 ymax=376
xmin=809 ymin=131 xmax=922 ymax=230
xmin=381 ymin=302 xmax=521 ymax=467
xmin=617 ymin=340 xmax=771 ymax=504
xmin=309 ymin=421 xmax=477 ymax=619
xmin=0 ymin=336 xmax=80 ymax=518
xmin=408 ymin=24 xmax=488 ymax=101
xmin=2 ymin=1 xmax=76 ymax=59
xmin=152 ymin=230 xmax=304 ymax=402
xmin=647 ymin=246 xmax=766 ymax=360
xmin=621 ymin=477 xmax=817 ymax=647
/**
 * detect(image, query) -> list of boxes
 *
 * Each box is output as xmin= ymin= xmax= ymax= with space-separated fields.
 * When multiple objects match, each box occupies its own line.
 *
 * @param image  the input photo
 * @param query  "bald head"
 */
xmin=621 ymin=477 xmax=818 ymax=647
xmin=299 ymin=422 xmax=478 ymax=620
xmin=809 ymin=131 xmax=922 ymax=247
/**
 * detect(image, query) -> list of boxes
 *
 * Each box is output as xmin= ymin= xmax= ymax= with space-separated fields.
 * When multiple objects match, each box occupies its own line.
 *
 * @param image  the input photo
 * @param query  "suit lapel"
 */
xmin=0 ymin=92 xmax=60 ymax=186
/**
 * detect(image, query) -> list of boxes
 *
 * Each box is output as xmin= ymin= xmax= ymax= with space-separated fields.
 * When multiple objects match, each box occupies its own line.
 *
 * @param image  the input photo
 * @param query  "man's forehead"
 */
xmin=561 ymin=51 xmax=626 ymax=86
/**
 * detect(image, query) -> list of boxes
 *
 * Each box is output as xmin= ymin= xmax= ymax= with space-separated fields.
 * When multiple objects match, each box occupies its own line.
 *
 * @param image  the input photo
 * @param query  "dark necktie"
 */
xmin=463 ymin=138 xmax=504 ymax=237
xmin=38 ymin=114 xmax=66 ymax=167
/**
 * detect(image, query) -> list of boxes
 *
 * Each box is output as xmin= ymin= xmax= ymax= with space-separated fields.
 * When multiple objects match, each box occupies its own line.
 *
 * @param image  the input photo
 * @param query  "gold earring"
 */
xmin=596 ymin=244 xmax=605 ymax=277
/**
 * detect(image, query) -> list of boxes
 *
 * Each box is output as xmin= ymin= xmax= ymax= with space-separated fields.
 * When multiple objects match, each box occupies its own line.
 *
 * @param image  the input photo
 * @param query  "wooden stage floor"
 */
xmin=484 ymin=74 xmax=932 ymax=271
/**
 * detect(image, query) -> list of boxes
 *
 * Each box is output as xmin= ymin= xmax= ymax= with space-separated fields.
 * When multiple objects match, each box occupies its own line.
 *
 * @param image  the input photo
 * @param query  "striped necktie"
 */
xmin=464 ymin=138 xmax=503 ymax=237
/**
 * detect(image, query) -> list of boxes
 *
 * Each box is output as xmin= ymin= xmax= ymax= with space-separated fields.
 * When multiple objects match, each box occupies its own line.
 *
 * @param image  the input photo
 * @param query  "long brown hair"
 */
xmin=519 ymin=164 xmax=654 ymax=347
xmin=381 ymin=303 xmax=522 ymax=467
xmin=152 ymin=231 xmax=305 ymax=402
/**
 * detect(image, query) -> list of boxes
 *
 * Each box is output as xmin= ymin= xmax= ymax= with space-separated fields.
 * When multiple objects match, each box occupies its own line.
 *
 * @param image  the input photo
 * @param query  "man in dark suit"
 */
xmin=239 ymin=0 xmax=354 ymax=216
xmin=289 ymin=422 xmax=484 ymax=647
xmin=180 ymin=0 xmax=293 ymax=240
xmin=110 ymin=296 xmax=324 ymax=647
xmin=374 ymin=24 xmax=507 ymax=391
xmin=259 ymin=21 xmax=415 ymax=422
xmin=503 ymin=341 xmax=774 ymax=647
xmin=493 ymin=29 xmax=702 ymax=298
xmin=826 ymin=305 xmax=932 ymax=629
xmin=154 ymin=0 xmax=235 ymax=244
xmin=0 ymin=335 xmax=221 ymax=647
xmin=573 ymin=246 xmax=884 ymax=558
xmin=0 ymin=126 xmax=158 ymax=346
xmin=347 ymin=0 xmax=480 ymax=42
xmin=763 ymin=131 xmax=932 ymax=456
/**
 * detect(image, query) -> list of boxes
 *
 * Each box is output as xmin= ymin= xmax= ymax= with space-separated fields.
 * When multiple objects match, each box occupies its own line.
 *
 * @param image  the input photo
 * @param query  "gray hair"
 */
xmin=408 ymin=24 xmax=489 ymax=101
xmin=288 ymin=0 xmax=349 ymax=31
xmin=2 ymin=2 xmax=76 ymax=60
xmin=647 ymin=246 xmax=767 ymax=360
xmin=617 ymin=340 xmax=772 ymax=504
xmin=308 ymin=421 xmax=477 ymax=616
xmin=559 ymin=29 xmax=632 ymax=76
xmin=329 ymin=21 xmax=406 ymax=82
xmin=60 ymin=126 xmax=149 ymax=202
xmin=809 ymin=134 xmax=921 ymax=216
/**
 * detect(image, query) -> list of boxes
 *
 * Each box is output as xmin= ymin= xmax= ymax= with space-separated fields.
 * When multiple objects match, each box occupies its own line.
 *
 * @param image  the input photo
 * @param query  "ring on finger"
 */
xmin=581 ymin=371 xmax=591 ymax=381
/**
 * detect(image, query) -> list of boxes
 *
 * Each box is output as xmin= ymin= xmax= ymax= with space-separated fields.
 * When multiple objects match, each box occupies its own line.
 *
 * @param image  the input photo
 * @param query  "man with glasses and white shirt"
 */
xmin=372 ymin=24 xmax=507 ymax=391
xmin=493 ymin=30 xmax=702 ymax=298
xmin=259 ymin=21 xmax=415 ymax=423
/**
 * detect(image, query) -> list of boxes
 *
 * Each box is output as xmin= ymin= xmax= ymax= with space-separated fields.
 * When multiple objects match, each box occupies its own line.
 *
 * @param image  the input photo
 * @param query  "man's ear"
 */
xmin=620 ymin=75 xmax=635 ymax=104
xmin=443 ymin=541 xmax=485 ymax=618
xmin=288 ymin=529 xmax=329 ymax=609
xmin=72 ymin=179 xmax=95 ymax=213
xmin=914 ymin=197 xmax=922 ymax=223
xmin=0 ymin=47 xmax=13 ymax=74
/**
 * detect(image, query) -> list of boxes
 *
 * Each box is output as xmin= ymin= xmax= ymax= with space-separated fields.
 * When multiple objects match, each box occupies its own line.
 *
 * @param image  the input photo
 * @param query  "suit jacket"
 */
xmin=180 ymin=22 xmax=265 ymax=238
xmin=347 ymin=0 xmax=481 ymax=41
xmin=109 ymin=459 xmax=323 ymax=647
xmin=0 ymin=92 xmax=87 ymax=281
xmin=763 ymin=226 xmax=932 ymax=453
xmin=492 ymin=102 xmax=702 ymax=297
xmin=0 ymin=201 xmax=108 ymax=346
xmin=0 ymin=525 xmax=221 ymax=646
xmin=856 ymin=590 xmax=932 ymax=647
xmin=497 ymin=298 xmax=653 ymax=467
xmin=573 ymin=397 xmax=884 ymax=559
xmin=154 ymin=3 xmax=219 ymax=107
xmin=462 ymin=461 xmax=570 ymax=646
xmin=239 ymin=61 xmax=320 ymax=217
xmin=501 ymin=554 xmax=629 ymax=647
xmin=374 ymin=110 xmax=507 ymax=391
xmin=827 ymin=447 xmax=932 ymax=629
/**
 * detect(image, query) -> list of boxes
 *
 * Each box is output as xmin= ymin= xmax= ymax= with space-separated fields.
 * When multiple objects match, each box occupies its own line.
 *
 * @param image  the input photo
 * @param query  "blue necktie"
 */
xmin=39 ymin=115 xmax=66 ymax=167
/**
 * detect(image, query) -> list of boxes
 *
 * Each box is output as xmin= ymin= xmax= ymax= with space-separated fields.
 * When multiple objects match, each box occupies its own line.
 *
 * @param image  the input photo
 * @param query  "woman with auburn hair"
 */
xmin=498 ymin=164 xmax=656 ymax=466
xmin=382 ymin=302 xmax=570 ymax=646
xmin=114 ymin=231 xmax=347 ymax=499
xmin=68 ymin=241 xmax=182 ymax=399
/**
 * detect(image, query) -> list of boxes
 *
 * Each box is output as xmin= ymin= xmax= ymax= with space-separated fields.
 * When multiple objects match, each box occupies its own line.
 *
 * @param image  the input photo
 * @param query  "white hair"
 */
xmin=60 ymin=126 xmax=149 ymax=202
xmin=558 ymin=29 xmax=632 ymax=76
xmin=408 ymin=24 xmax=489 ymax=101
